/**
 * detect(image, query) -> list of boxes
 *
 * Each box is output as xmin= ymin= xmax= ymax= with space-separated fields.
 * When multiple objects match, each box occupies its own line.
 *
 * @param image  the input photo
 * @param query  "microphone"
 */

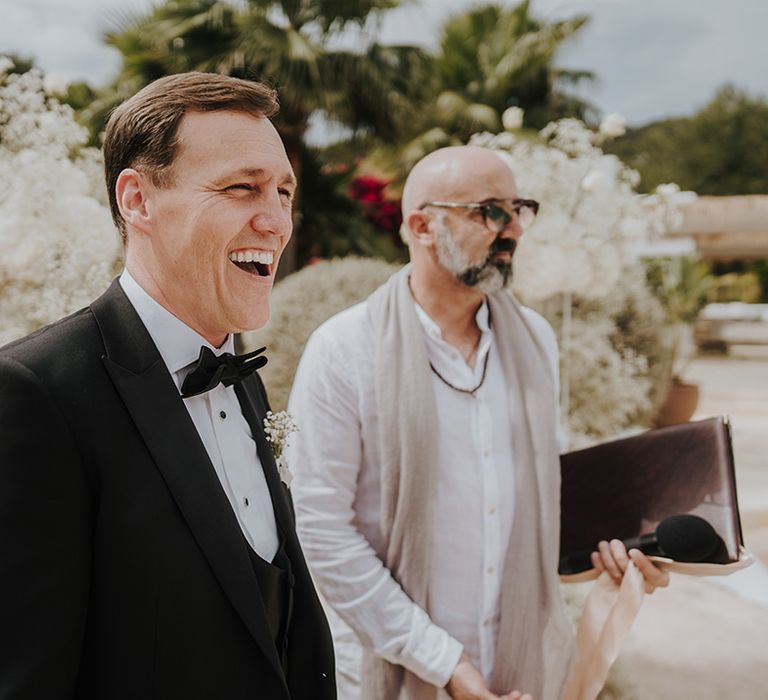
xmin=559 ymin=514 xmax=723 ymax=575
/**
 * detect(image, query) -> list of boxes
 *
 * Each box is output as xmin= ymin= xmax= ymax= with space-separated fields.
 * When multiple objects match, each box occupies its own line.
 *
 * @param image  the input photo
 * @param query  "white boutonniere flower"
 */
xmin=263 ymin=410 xmax=299 ymax=487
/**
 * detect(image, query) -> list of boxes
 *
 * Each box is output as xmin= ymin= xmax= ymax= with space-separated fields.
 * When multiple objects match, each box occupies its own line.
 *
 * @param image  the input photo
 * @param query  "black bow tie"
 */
xmin=180 ymin=345 xmax=268 ymax=398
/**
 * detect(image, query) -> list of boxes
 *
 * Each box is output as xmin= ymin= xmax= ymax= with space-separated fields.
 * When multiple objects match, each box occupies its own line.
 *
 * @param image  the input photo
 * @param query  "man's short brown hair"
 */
xmin=103 ymin=72 xmax=279 ymax=240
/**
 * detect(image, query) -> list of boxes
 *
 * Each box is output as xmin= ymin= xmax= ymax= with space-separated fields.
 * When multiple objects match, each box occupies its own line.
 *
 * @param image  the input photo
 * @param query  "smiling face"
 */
xmin=123 ymin=110 xmax=295 ymax=345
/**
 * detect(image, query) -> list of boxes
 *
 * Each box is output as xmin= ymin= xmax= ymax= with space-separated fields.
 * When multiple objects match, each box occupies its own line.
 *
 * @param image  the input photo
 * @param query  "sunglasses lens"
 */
xmin=483 ymin=203 xmax=512 ymax=232
xmin=517 ymin=205 xmax=536 ymax=229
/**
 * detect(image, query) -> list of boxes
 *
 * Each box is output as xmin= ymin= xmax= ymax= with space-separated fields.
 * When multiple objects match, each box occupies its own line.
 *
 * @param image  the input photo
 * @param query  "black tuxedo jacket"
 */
xmin=0 ymin=281 xmax=335 ymax=700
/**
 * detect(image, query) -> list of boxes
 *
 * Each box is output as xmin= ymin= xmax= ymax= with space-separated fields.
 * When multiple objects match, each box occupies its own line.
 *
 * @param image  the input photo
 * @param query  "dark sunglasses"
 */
xmin=419 ymin=198 xmax=540 ymax=233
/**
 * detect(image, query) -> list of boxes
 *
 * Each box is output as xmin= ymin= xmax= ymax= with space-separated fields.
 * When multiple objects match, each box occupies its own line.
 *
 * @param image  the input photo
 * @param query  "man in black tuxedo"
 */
xmin=0 ymin=72 xmax=335 ymax=700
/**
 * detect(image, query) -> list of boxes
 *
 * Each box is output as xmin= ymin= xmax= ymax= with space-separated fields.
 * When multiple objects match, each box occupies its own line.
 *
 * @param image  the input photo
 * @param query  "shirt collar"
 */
xmin=413 ymin=298 xmax=491 ymax=342
xmin=119 ymin=268 xmax=234 ymax=377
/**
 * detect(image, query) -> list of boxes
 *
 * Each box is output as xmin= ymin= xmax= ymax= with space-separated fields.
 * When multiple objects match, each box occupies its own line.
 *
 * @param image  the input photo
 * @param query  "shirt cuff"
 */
xmin=395 ymin=617 xmax=464 ymax=688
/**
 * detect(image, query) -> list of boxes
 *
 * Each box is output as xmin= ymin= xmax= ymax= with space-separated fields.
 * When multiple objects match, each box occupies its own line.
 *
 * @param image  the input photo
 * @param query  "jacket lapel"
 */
xmin=89 ymin=280 xmax=286 ymax=686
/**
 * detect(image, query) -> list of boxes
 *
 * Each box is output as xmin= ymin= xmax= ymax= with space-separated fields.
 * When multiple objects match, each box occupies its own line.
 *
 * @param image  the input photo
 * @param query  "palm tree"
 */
xmin=438 ymin=2 xmax=592 ymax=127
xmin=96 ymin=0 xmax=430 ymax=268
xmin=388 ymin=1 xmax=594 ymax=174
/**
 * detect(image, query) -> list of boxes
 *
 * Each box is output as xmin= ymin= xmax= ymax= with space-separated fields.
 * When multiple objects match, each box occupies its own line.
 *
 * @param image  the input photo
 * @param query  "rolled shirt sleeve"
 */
xmin=286 ymin=315 xmax=463 ymax=688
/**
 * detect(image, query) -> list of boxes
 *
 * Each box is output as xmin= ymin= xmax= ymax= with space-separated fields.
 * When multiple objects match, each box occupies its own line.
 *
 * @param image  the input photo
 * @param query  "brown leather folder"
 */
xmin=559 ymin=416 xmax=744 ymax=574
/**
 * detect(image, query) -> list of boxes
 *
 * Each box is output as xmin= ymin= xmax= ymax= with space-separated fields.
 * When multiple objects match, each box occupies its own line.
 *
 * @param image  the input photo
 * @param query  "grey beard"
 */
xmin=435 ymin=222 xmax=514 ymax=294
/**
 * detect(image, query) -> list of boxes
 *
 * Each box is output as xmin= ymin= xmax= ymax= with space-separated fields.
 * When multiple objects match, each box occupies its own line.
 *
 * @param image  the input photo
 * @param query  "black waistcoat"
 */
xmin=246 ymin=537 xmax=294 ymax=673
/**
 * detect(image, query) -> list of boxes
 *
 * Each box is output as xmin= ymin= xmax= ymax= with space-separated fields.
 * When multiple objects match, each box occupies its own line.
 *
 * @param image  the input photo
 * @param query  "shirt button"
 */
xmin=243 ymin=497 xmax=249 ymax=507
xmin=487 ymin=566 xmax=494 ymax=574
xmin=483 ymin=449 xmax=490 ymax=458
xmin=219 ymin=410 xmax=227 ymax=420
xmin=489 ymin=507 xmax=496 ymax=515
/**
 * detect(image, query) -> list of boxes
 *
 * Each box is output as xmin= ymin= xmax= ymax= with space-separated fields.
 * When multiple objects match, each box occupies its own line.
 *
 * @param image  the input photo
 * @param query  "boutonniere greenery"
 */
xmin=263 ymin=410 xmax=298 ymax=487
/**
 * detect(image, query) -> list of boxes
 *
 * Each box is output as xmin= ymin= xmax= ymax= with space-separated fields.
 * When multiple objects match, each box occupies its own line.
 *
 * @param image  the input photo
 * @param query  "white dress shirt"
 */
xmin=287 ymin=297 xmax=564 ymax=696
xmin=119 ymin=269 xmax=279 ymax=561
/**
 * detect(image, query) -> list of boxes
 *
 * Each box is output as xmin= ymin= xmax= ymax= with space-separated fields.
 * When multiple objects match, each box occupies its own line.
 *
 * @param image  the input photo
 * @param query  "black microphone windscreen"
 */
xmin=655 ymin=514 xmax=721 ymax=562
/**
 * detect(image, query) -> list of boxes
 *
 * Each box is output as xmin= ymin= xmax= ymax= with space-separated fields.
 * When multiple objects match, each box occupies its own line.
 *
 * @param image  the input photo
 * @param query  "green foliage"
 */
xmin=434 ymin=1 xmax=593 ymax=131
xmin=607 ymin=85 xmax=768 ymax=195
xmin=707 ymin=272 xmax=762 ymax=304
xmin=240 ymin=256 xmax=400 ymax=410
xmin=89 ymin=0 xmax=598 ymax=265
xmin=752 ymin=260 xmax=768 ymax=302
xmin=710 ymin=259 xmax=768 ymax=302
xmin=369 ymin=1 xmax=594 ymax=181
xmin=643 ymin=257 xmax=711 ymax=383
xmin=645 ymin=256 xmax=712 ymax=324
xmin=61 ymin=82 xmax=98 ymax=113
xmin=2 ymin=54 xmax=35 ymax=75
xmin=101 ymin=0 xmax=425 ymax=140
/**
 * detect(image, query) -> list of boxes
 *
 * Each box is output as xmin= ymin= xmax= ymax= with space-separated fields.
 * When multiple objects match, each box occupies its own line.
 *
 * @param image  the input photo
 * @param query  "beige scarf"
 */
xmin=363 ymin=267 xmax=574 ymax=700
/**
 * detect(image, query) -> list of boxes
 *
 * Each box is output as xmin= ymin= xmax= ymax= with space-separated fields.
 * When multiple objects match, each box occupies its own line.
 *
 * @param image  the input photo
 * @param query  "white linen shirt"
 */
xmin=287 ymin=297 xmax=563 ymax=695
xmin=119 ymin=269 xmax=279 ymax=561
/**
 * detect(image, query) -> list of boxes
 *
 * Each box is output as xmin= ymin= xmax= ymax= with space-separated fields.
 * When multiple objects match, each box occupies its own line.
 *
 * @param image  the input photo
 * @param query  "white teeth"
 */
xmin=228 ymin=250 xmax=274 ymax=265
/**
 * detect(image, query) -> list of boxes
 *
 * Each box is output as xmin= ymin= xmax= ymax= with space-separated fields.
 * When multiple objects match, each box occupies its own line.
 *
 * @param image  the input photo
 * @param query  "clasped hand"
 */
xmin=445 ymin=543 xmax=668 ymax=700
xmin=445 ymin=654 xmax=532 ymax=700
xmin=591 ymin=539 xmax=670 ymax=593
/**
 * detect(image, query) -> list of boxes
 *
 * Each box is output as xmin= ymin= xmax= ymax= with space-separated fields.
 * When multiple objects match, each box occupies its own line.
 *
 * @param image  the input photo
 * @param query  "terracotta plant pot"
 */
xmin=653 ymin=381 xmax=700 ymax=428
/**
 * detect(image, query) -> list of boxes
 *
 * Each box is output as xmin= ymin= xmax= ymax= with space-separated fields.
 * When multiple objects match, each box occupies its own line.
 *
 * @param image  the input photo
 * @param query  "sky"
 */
xmin=1 ymin=0 xmax=767 ymax=127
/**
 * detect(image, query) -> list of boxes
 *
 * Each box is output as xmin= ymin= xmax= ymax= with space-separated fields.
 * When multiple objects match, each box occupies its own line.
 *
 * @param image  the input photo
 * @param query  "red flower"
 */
xmin=349 ymin=175 xmax=402 ymax=235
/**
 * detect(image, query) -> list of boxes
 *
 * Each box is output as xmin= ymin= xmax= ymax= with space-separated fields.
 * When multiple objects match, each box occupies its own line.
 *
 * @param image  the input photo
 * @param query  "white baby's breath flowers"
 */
xmin=263 ymin=410 xmax=299 ymax=459
xmin=580 ymin=168 xmax=605 ymax=192
xmin=501 ymin=106 xmax=524 ymax=131
xmin=471 ymin=117 xmax=682 ymax=302
xmin=539 ymin=118 xmax=595 ymax=158
xmin=263 ymin=410 xmax=299 ymax=486
xmin=509 ymin=241 xmax=567 ymax=301
xmin=655 ymin=182 xmax=681 ymax=198
xmin=598 ymin=112 xmax=627 ymax=140
xmin=42 ymin=72 xmax=70 ymax=96
xmin=0 ymin=59 xmax=120 ymax=346
xmin=471 ymin=115 xmax=680 ymax=438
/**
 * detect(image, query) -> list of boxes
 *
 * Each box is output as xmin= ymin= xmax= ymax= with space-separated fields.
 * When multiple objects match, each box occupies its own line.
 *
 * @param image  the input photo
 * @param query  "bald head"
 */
xmin=401 ymin=146 xmax=524 ymax=294
xmin=401 ymin=146 xmax=518 ymax=244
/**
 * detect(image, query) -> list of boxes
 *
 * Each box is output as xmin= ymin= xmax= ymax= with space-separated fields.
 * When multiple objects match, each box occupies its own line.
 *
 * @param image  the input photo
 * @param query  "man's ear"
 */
xmin=115 ymin=168 xmax=152 ymax=235
xmin=406 ymin=210 xmax=434 ymax=247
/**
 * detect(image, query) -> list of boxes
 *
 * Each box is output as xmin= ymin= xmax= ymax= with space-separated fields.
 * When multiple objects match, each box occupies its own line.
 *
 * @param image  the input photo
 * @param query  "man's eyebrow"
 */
xmin=211 ymin=167 xmax=264 ymax=186
xmin=212 ymin=167 xmax=297 ymax=189
xmin=280 ymin=171 xmax=298 ymax=189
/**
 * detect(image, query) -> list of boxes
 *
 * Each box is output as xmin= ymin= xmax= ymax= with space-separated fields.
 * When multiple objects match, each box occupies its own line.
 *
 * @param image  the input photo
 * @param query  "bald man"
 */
xmin=287 ymin=147 xmax=668 ymax=700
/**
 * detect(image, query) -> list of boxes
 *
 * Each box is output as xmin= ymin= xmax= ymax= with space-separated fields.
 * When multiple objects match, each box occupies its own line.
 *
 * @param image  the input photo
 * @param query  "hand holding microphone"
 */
xmin=560 ymin=514 xmax=723 ymax=592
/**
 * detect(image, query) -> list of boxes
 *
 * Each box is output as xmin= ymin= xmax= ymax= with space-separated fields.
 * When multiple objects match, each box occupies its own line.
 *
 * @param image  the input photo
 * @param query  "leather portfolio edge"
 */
xmin=560 ymin=546 xmax=754 ymax=584
xmin=559 ymin=414 xmax=749 ymax=580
